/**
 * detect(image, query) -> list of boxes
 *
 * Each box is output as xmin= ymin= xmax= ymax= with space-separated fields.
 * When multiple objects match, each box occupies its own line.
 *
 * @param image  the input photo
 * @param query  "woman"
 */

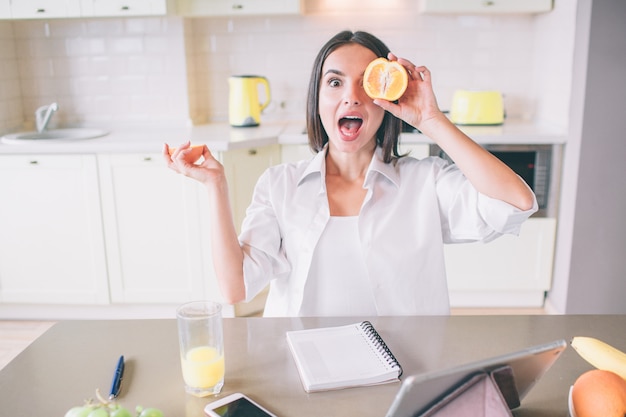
xmin=164 ymin=31 xmax=537 ymax=317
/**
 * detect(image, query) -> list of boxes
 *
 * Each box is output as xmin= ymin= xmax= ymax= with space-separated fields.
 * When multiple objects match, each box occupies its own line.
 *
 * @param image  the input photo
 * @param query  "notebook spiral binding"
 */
xmin=360 ymin=321 xmax=404 ymax=377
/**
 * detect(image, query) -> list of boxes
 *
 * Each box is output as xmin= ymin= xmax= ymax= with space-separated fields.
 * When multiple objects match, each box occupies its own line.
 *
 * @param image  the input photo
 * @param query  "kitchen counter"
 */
xmin=281 ymin=119 xmax=568 ymax=145
xmin=0 ymin=119 xmax=567 ymax=155
xmin=0 ymin=123 xmax=286 ymax=155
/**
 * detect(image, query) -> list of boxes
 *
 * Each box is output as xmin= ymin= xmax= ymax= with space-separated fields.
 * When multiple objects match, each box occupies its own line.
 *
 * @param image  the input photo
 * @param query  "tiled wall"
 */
xmin=189 ymin=5 xmax=542 ymax=124
xmin=0 ymin=21 xmax=22 ymax=132
xmin=4 ymin=17 xmax=191 ymax=131
xmin=0 ymin=0 xmax=575 ymax=133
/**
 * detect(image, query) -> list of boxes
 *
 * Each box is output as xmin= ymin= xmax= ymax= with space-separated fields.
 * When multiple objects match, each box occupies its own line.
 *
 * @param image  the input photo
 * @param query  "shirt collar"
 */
xmin=297 ymin=145 xmax=401 ymax=188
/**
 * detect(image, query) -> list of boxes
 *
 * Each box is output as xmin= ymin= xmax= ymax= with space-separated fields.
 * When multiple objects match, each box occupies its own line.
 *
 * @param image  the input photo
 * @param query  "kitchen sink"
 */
xmin=1 ymin=128 xmax=109 ymax=144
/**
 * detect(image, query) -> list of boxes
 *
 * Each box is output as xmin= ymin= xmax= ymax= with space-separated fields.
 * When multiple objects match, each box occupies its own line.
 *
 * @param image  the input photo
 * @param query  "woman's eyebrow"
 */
xmin=323 ymin=69 xmax=345 ymax=77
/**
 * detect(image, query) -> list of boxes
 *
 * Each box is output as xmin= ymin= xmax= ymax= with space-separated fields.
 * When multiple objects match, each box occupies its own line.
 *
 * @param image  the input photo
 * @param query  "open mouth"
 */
xmin=338 ymin=116 xmax=363 ymax=137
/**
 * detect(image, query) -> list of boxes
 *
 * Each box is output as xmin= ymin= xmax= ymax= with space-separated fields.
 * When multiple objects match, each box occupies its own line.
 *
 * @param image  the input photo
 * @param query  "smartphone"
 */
xmin=204 ymin=392 xmax=278 ymax=417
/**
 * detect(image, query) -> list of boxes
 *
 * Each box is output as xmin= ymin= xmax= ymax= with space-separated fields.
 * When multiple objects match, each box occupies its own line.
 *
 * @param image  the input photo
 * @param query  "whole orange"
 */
xmin=571 ymin=369 xmax=626 ymax=417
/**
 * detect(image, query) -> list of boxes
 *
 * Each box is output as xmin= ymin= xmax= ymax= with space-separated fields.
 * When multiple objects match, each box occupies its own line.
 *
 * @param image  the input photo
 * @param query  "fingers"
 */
xmin=388 ymin=52 xmax=430 ymax=83
xmin=373 ymin=98 xmax=401 ymax=118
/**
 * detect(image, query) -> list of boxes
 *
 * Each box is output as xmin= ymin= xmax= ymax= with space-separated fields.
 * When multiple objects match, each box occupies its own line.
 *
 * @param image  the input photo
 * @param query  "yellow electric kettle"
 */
xmin=228 ymin=75 xmax=271 ymax=127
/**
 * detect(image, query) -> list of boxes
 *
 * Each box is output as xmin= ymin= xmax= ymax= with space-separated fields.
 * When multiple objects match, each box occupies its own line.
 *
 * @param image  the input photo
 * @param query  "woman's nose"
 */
xmin=343 ymin=82 xmax=363 ymax=105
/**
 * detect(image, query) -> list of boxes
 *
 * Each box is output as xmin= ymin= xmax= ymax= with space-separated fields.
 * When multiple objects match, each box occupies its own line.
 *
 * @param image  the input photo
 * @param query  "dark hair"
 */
xmin=306 ymin=30 xmax=403 ymax=163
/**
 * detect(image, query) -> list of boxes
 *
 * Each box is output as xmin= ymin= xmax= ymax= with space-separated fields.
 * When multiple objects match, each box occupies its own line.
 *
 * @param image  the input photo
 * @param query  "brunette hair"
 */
xmin=306 ymin=30 xmax=404 ymax=163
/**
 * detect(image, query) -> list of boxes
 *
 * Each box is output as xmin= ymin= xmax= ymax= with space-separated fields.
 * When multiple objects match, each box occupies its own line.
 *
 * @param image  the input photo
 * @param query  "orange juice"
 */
xmin=181 ymin=346 xmax=225 ymax=391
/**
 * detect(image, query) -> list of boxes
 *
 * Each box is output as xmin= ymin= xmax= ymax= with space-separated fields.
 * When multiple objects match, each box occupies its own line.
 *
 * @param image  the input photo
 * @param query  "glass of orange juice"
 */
xmin=176 ymin=301 xmax=225 ymax=396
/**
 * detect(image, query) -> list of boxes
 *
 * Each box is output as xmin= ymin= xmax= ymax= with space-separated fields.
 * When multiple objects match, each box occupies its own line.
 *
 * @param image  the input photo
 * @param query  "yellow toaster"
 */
xmin=450 ymin=90 xmax=504 ymax=125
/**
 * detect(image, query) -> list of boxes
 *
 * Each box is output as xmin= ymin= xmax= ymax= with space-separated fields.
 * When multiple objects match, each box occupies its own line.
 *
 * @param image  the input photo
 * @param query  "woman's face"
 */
xmin=318 ymin=43 xmax=385 ymax=156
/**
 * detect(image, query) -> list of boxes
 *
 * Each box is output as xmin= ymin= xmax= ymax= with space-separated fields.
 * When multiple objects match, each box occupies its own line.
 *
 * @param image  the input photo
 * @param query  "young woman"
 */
xmin=164 ymin=31 xmax=537 ymax=317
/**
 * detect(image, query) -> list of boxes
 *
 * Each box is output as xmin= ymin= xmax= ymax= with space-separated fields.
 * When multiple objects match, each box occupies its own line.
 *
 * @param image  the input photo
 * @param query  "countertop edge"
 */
xmin=0 ymin=120 xmax=568 ymax=155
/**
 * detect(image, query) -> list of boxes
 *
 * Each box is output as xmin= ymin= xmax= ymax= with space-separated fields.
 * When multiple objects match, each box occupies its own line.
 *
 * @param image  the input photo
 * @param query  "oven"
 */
xmin=430 ymin=144 xmax=561 ymax=218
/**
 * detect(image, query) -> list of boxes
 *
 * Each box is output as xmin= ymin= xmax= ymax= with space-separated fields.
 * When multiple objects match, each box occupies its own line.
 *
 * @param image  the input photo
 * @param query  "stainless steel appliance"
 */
xmin=430 ymin=144 xmax=561 ymax=217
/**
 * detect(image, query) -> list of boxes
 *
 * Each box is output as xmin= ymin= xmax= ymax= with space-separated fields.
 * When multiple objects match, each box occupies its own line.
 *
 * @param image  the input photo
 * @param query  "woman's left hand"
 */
xmin=373 ymin=53 xmax=446 ymax=132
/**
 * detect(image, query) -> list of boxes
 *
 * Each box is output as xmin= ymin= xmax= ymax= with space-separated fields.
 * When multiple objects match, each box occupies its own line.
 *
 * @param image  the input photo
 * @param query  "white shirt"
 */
xmin=299 ymin=216 xmax=377 ymax=317
xmin=239 ymin=147 xmax=537 ymax=317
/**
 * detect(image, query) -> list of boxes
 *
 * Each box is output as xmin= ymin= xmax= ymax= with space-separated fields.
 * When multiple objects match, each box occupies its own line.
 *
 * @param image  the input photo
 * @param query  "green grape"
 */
xmin=87 ymin=407 xmax=110 ymax=417
xmin=137 ymin=408 xmax=164 ymax=417
xmin=64 ymin=406 xmax=93 ymax=417
xmin=109 ymin=406 xmax=133 ymax=417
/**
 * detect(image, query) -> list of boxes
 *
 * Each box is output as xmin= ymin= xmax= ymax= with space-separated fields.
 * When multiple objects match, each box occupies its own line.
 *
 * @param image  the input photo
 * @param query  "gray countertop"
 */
xmin=0 ymin=315 xmax=620 ymax=417
xmin=0 ymin=120 xmax=567 ymax=155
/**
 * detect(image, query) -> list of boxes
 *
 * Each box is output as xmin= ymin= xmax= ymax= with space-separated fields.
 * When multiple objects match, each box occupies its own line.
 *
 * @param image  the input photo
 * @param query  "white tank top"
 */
xmin=299 ymin=216 xmax=377 ymax=317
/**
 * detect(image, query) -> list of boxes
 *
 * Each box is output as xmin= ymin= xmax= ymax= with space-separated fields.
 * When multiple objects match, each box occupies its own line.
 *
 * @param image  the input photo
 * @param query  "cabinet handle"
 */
xmin=248 ymin=149 xmax=257 ymax=156
xmin=121 ymin=6 xmax=130 ymax=11
xmin=232 ymin=4 xmax=244 ymax=10
xmin=143 ymin=156 xmax=152 ymax=162
xmin=482 ymin=1 xmax=495 ymax=6
xmin=29 ymin=160 xmax=39 ymax=165
xmin=36 ymin=8 xmax=46 ymax=13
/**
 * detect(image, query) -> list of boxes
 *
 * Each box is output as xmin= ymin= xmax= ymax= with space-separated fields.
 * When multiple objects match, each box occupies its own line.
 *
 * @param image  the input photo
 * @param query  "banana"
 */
xmin=571 ymin=336 xmax=626 ymax=380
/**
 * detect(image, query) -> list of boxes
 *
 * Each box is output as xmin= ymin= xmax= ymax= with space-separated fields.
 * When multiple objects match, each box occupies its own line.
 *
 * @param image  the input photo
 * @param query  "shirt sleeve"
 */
xmin=435 ymin=158 xmax=538 ymax=244
xmin=238 ymin=169 xmax=291 ymax=302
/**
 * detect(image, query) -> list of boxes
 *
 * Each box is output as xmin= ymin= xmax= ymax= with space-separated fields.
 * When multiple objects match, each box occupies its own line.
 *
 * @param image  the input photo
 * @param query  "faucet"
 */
xmin=35 ymin=102 xmax=59 ymax=133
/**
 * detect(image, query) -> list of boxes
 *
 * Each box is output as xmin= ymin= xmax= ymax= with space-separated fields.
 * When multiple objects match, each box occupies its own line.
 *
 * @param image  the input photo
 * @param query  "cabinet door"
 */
xmin=81 ymin=0 xmax=171 ymax=17
xmin=177 ymin=0 xmax=302 ymax=16
xmin=98 ymin=154 xmax=218 ymax=304
xmin=220 ymin=145 xmax=281 ymax=234
xmin=10 ymin=0 xmax=81 ymax=18
xmin=445 ymin=217 xmax=557 ymax=307
xmin=0 ymin=154 xmax=109 ymax=304
xmin=418 ymin=0 xmax=553 ymax=14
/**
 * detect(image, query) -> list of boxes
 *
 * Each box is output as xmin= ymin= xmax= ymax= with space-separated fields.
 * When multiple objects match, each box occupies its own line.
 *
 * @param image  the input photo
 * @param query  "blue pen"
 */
xmin=109 ymin=355 xmax=125 ymax=400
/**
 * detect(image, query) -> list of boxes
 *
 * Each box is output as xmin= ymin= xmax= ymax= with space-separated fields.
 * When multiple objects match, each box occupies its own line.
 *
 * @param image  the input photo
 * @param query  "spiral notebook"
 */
xmin=286 ymin=321 xmax=403 ymax=393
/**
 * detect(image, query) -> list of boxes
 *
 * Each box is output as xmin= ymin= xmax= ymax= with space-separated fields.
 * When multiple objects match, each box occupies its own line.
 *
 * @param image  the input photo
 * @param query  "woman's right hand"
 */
xmin=163 ymin=141 xmax=226 ymax=185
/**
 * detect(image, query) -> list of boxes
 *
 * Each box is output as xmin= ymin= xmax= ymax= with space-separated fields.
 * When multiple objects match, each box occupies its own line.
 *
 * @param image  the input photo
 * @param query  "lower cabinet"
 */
xmin=0 ymin=146 xmax=280 ymax=316
xmin=0 ymin=154 xmax=109 ymax=304
xmin=97 ymin=153 xmax=219 ymax=304
xmin=446 ymin=217 xmax=557 ymax=308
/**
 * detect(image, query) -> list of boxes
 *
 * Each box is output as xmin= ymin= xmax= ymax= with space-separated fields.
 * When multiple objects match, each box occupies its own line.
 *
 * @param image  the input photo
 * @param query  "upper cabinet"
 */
xmin=80 ymin=0 xmax=175 ymax=17
xmin=176 ymin=0 xmax=303 ymax=16
xmin=0 ymin=0 xmax=301 ymax=19
xmin=7 ymin=0 xmax=81 ymax=19
xmin=419 ymin=0 xmax=553 ymax=14
xmin=0 ymin=0 xmax=175 ymax=19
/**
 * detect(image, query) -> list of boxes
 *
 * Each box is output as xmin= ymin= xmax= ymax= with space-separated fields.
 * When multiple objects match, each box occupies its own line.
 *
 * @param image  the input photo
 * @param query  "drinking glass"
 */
xmin=176 ymin=301 xmax=225 ymax=396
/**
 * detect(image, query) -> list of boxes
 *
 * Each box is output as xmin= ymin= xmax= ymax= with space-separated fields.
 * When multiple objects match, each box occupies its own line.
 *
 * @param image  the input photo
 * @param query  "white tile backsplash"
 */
xmin=0 ymin=0 xmax=575 ymax=133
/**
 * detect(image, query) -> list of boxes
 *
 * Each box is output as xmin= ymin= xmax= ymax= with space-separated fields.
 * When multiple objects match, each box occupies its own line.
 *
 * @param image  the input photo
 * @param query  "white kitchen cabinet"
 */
xmin=418 ymin=0 xmax=553 ymax=14
xmin=80 ymin=0 xmax=174 ymax=17
xmin=176 ymin=0 xmax=302 ymax=17
xmin=8 ymin=0 xmax=81 ymax=19
xmin=97 ymin=153 xmax=219 ymax=304
xmin=0 ymin=154 xmax=109 ymax=304
xmin=446 ymin=217 xmax=557 ymax=307
xmin=280 ymin=144 xmax=315 ymax=166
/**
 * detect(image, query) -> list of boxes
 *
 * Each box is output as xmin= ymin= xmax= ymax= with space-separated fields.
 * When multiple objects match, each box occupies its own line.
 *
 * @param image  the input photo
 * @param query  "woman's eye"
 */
xmin=328 ymin=78 xmax=341 ymax=87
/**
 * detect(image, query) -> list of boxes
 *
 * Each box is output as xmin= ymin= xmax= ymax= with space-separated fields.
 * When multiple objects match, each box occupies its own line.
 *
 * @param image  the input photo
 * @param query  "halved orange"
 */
xmin=363 ymin=57 xmax=408 ymax=101
xmin=168 ymin=144 xmax=204 ymax=163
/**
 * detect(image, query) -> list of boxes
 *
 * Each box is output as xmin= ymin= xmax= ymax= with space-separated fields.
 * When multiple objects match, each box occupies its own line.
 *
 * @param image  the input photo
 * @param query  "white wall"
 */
xmin=547 ymin=0 xmax=626 ymax=314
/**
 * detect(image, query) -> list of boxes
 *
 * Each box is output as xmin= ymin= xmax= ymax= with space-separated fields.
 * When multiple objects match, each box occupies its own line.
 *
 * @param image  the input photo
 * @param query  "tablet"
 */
xmin=384 ymin=339 xmax=567 ymax=417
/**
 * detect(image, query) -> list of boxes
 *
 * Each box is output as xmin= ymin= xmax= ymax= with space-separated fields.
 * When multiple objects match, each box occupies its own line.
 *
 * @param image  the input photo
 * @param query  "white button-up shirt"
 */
xmin=239 ymin=147 xmax=537 ymax=317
